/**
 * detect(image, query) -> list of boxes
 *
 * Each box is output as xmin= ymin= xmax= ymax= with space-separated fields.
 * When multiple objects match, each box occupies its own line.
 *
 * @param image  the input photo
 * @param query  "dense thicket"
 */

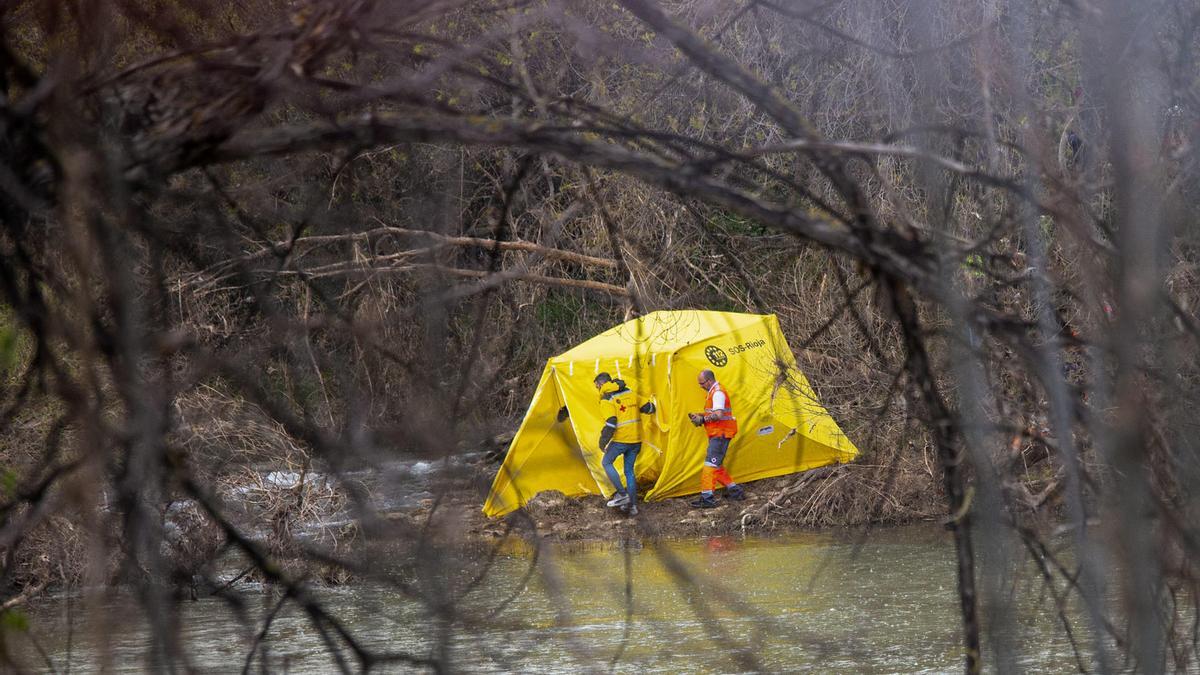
xmin=2 ymin=0 xmax=1200 ymax=671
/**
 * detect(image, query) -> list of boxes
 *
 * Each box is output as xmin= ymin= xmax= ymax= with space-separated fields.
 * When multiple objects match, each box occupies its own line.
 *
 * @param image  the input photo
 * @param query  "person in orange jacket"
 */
xmin=687 ymin=369 xmax=746 ymax=508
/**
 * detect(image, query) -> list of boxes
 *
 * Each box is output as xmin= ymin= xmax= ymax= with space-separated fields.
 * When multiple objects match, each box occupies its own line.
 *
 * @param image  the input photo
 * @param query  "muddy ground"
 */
xmin=394 ymin=465 xmax=946 ymax=545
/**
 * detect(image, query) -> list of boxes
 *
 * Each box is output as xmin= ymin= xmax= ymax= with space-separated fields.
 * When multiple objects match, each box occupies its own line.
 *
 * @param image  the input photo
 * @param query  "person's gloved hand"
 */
xmin=688 ymin=412 xmax=703 ymax=426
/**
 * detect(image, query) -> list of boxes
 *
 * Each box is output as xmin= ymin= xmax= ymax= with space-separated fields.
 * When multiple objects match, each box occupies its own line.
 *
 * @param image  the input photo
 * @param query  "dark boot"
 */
xmin=724 ymin=484 xmax=746 ymax=501
xmin=689 ymin=493 xmax=718 ymax=509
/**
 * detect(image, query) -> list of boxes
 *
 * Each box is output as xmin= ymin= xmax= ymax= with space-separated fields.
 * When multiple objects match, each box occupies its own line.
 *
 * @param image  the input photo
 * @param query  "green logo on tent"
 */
xmin=705 ymin=345 xmax=728 ymax=367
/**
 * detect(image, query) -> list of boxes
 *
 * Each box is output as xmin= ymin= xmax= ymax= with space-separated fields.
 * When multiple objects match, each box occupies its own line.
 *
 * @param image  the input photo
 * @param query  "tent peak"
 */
xmin=552 ymin=310 xmax=770 ymax=362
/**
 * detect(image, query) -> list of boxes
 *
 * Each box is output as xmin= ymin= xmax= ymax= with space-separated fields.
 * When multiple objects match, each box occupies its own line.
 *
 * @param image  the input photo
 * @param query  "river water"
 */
xmin=20 ymin=525 xmax=1088 ymax=673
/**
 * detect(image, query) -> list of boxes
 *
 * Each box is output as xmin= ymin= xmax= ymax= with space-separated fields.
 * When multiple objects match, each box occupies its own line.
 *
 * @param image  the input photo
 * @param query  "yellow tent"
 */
xmin=482 ymin=310 xmax=858 ymax=517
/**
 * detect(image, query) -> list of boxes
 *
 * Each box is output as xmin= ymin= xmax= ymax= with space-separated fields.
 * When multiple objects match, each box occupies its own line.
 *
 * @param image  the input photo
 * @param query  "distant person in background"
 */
xmin=595 ymin=372 xmax=654 ymax=516
xmin=688 ymin=369 xmax=746 ymax=508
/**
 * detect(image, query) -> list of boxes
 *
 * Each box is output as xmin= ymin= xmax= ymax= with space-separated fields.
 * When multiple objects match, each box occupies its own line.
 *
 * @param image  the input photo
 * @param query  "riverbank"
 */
xmin=407 ymin=462 xmax=947 ymax=545
xmin=0 ymin=453 xmax=946 ymax=615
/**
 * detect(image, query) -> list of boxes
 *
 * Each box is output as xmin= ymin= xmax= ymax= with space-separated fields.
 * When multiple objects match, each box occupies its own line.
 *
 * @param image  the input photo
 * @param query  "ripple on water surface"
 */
xmin=20 ymin=525 xmax=1095 ymax=673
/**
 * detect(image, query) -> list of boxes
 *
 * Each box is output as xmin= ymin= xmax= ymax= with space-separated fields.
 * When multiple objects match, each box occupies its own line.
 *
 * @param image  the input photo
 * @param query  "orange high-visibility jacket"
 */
xmin=704 ymin=382 xmax=738 ymax=439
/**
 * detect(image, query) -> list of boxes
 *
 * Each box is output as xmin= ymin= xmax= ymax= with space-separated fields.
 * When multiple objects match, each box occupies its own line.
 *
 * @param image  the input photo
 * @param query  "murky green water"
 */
xmin=17 ymin=525 xmax=1087 ymax=673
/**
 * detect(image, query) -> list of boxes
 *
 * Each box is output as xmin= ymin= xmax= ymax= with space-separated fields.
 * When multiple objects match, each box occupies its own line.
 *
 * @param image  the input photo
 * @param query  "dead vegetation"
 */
xmin=1 ymin=0 xmax=1199 ymax=671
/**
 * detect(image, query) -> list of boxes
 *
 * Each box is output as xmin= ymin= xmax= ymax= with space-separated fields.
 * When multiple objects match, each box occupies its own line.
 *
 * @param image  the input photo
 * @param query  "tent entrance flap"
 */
xmin=481 ymin=366 xmax=602 ymax=517
xmin=553 ymin=370 xmax=610 ymax=498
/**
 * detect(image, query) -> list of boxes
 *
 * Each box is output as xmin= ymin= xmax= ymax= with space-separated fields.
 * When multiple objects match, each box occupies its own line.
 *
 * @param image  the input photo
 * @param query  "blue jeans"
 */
xmin=603 ymin=441 xmax=641 ymax=504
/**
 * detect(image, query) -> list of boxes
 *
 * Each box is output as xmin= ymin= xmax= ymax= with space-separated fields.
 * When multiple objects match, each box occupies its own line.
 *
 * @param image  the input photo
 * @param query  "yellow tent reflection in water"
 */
xmin=483 ymin=310 xmax=857 ymax=517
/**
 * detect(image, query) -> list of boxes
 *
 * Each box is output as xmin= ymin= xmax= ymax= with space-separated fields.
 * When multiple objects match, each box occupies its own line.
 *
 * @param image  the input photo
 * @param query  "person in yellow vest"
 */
xmin=595 ymin=372 xmax=654 ymax=516
xmin=687 ymin=369 xmax=746 ymax=508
